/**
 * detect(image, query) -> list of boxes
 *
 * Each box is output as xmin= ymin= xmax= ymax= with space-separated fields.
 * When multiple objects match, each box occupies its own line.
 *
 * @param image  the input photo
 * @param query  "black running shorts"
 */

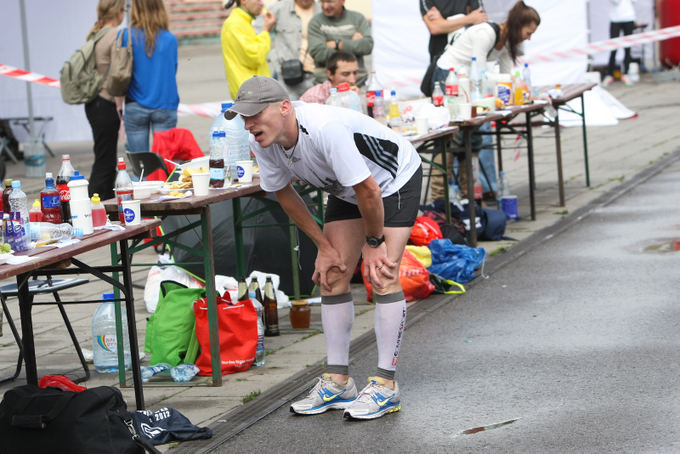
xmin=324 ymin=165 xmax=422 ymax=227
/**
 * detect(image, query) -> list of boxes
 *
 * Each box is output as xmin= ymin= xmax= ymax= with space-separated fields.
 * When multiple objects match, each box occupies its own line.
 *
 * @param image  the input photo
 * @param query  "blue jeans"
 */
xmin=123 ymin=101 xmax=177 ymax=153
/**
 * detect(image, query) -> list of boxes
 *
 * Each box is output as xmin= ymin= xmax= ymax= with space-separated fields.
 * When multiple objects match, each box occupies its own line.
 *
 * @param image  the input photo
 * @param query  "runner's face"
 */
xmin=243 ymin=103 xmax=285 ymax=148
xmin=329 ymin=60 xmax=359 ymax=86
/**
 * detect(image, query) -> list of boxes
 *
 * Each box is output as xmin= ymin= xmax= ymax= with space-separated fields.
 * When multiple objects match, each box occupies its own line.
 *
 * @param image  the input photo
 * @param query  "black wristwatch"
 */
xmin=334 ymin=39 xmax=340 ymax=50
xmin=366 ymin=235 xmax=385 ymax=248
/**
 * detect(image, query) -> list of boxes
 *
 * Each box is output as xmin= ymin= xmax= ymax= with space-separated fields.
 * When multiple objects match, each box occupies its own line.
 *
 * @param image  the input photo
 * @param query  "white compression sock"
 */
xmin=321 ymin=293 xmax=355 ymax=375
xmin=374 ymin=292 xmax=407 ymax=380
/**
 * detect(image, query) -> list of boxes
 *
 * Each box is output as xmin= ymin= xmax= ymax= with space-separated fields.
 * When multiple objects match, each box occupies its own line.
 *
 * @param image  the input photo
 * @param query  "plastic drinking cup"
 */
xmin=415 ymin=117 xmax=429 ymax=136
xmin=121 ymin=199 xmax=141 ymax=226
xmin=236 ymin=160 xmax=253 ymax=183
xmin=458 ymin=103 xmax=472 ymax=120
xmin=191 ymin=172 xmax=210 ymax=196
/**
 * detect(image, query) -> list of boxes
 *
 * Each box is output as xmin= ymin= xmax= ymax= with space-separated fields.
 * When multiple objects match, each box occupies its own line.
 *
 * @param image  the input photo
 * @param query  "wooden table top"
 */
xmin=0 ymin=218 xmax=160 ymax=281
xmin=103 ymin=176 xmax=265 ymax=215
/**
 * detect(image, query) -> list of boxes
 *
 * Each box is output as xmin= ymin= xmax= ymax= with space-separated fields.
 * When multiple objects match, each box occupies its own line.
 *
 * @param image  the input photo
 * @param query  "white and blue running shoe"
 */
xmin=343 ymin=377 xmax=401 ymax=420
xmin=290 ymin=374 xmax=358 ymax=415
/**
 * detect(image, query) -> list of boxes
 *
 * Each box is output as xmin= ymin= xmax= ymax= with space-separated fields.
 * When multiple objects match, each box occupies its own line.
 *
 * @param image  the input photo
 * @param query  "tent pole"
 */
xmin=18 ymin=0 xmax=35 ymax=142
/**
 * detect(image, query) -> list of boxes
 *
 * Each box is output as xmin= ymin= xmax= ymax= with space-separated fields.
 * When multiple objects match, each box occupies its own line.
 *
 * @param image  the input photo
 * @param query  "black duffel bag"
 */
xmin=0 ymin=385 xmax=158 ymax=454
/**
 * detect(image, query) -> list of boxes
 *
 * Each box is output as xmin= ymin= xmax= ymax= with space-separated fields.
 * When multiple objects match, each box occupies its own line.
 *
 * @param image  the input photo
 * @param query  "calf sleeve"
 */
xmin=374 ymin=292 xmax=407 ymax=381
xmin=321 ymin=293 xmax=354 ymax=376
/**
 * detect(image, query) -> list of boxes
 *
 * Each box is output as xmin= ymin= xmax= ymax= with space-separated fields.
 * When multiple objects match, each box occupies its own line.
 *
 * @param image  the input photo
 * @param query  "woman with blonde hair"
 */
xmin=122 ymin=0 xmax=180 ymax=153
xmin=85 ymin=0 xmax=125 ymax=200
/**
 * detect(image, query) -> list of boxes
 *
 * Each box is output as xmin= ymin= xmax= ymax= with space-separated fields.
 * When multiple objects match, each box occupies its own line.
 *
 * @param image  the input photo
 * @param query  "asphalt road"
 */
xmin=205 ymin=155 xmax=680 ymax=453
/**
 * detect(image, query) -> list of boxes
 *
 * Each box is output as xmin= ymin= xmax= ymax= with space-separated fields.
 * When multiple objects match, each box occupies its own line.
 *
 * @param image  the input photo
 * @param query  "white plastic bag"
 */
xmin=144 ymin=255 xmax=204 ymax=313
xmin=246 ymin=271 xmax=290 ymax=309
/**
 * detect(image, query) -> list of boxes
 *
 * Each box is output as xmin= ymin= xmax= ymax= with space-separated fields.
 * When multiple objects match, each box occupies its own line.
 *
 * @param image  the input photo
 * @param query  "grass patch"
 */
xmin=489 ymin=246 xmax=509 ymax=256
xmin=553 ymin=209 xmax=568 ymax=216
xmin=242 ymin=390 xmax=261 ymax=404
xmin=608 ymin=175 xmax=625 ymax=183
xmin=236 ymin=378 xmax=248 ymax=382
xmin=300 ymin=330 xmax=321 ymax=341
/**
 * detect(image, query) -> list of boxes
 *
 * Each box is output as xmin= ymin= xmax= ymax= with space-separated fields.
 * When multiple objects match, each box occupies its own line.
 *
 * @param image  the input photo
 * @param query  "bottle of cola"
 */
xmin=263 ymin=276 xmax=280 ymax=336
xmin=57 ymin=154 xmax=75 ymax=224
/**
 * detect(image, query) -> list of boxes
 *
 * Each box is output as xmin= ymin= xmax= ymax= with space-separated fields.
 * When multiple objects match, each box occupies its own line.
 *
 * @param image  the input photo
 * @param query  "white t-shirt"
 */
xmin=437 ymin=22 xmax=513 ymax=74
xmin=610 ymin=0 xmax=636 ymax=23
xmin=251 ymin=102 xmax=422 ymax=204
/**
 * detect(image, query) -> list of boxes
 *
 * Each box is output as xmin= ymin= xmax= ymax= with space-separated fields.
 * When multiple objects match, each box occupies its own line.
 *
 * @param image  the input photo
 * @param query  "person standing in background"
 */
xmin=85 ymin=0 xmax=125 ymax=200
xmin=307 ymin=0 xmax=373 ymax=87
xmin=420 ymin=0 xmax=487 ymax=63
xmin=221 ymin=0 xmax=276 ymax=99
xmin=268 ymin=0 xmax=321 ymax=99
xmin=123 ymin=0 xmax=179 ymax=153
xmin=602 ymin=0 xmax=636 ymax=87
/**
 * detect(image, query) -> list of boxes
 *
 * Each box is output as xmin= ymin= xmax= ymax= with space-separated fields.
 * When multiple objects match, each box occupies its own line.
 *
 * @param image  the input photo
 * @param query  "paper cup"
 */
xmin=236 ymin=160 xmax=254 ymax=183
xmin=415 ymin=117 xmax=429 ymax=136
xmin=121 ymin=199 xmax=141 ymax=226
xmin=191 ymin=172 xmax=210 ymax=196
xmin=458 ymin=103 xmax=472 ymax=121
xmin=501 ymin=195 xmax=519 ymax=221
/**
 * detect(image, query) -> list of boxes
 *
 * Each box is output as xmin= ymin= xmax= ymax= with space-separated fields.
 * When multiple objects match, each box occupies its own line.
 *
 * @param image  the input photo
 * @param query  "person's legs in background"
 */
xmin=621 ymin=21 xmax=636 ymax=85
xmin=477 ymin=122 xmax=497 ymax=199
xmin=150 ymin=108 xmax=178 ymax=137
xmin=85 ymin=97 xmax=119 ymax=200
xmin=603 ymin=21 xmax=623 ymax=86
xmin=428 ymin=66 xmax=454 ymax=201
xmin=123 ymin=101 xmax=152 ymax=153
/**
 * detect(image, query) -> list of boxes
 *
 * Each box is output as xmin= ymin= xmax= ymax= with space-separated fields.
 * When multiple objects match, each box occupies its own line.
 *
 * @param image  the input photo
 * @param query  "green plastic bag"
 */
xmin=145 ymin=281 xmax=205 ymax=366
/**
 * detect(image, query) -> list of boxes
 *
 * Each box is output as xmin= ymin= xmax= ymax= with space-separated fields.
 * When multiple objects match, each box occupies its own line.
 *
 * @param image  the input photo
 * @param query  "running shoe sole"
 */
xmin=290 ymin=398 xmax=357 ymax=415
xmin=343 ymin=402 xmax=402 ymax=420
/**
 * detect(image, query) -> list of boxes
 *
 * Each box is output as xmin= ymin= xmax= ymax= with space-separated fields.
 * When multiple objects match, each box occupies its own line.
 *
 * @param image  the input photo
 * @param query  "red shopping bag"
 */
xmin=409 ymin=216 xmax=443 ymax=246
xmin=362 ymin=250 xmax=435 ymax=302
xmin=193 ymin=293 xmax=257 ymax=376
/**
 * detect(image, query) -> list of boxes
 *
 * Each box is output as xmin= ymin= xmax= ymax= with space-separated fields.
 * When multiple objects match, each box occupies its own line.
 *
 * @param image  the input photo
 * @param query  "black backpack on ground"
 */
xmin=0 ymin=385 xmax=159 ymax=454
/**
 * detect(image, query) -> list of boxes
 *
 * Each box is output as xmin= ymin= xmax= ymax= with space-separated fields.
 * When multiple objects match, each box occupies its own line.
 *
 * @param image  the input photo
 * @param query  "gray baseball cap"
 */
xmin=224 ymin=76 xmax=290 ymax=120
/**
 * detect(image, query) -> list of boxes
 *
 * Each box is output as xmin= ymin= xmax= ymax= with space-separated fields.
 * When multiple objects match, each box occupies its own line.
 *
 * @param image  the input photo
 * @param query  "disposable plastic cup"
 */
xmin=458 ymin=103 xmax=472 ymax=120
xmin=501 ymin=195 xmax=519 ymax=221
xmin=191 ymin=172 xmax=210 ymax=196
xmin=290 ymin=300 xmax=311 ymax=329
xmin=121 ymin=199 xmax=141 ymax=226
xmin=236 ymin=160 xmax=254 ymax=183
xmin=415 ymin=117 xmax=429 ymax=136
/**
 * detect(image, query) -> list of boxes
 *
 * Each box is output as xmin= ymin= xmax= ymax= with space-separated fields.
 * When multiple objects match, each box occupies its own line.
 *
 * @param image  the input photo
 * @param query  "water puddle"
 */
xmin=454 ymin=418 xmax=520 ymax=437
xmin=637 ymin=238 xmax=680 ymax=254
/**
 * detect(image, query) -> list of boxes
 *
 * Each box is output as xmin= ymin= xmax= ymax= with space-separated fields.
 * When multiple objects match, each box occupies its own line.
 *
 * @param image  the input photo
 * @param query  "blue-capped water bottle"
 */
xmin=8 ymin=180 xmax=30 ymax=251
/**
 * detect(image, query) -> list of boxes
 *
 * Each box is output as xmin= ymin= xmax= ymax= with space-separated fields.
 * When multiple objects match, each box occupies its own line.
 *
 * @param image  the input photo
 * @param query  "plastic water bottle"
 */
xmin=387 ymin=90 xmax=403 ymax=129
xmin=326 ymin=87 xmax=339 ymax=106
xmin=249 ymin=288 xmax=266 ymax=366
xmin=210 ymin=102 xmax=230 ymax=136
xmin=141 ymin=363 xmax=171 ymax=382
xmin=457 ymin=69 xmax=470 ymax=103
xmin=431 ymin=82 xmax=444 ymax=107
xmin=470 ymin=57 xmax=481 ymax=102
xmin=41 ymin=172 xmax=63 ymax=224
xmin=114 ymin=158 xmax=133 ymax=224
xmin=366 ymin=71 xmax=386 ymax=124
xmin=170 ymin=364 xmax=200 ymax=382
xmin=521 ymin=62 xmax=534 ymax=97
xmin=30 ymin=222 xmax=74 ymax=243
xmin=336 ymin=83 xmax=362 ymax=112
xmin=209 ymin=131 xmax=226 ymax=188
xmin=499 ymin=171 xmax=511 ymax=198
xmin=92 ymin=292 xmax=131 ymax=373
xmin=224 ymin=104 xmax=251 ymax=182
xmin=448 ymin=181 xmax=462 ymax=206
xmin=8 ymin=180 xmax=30 ymax=251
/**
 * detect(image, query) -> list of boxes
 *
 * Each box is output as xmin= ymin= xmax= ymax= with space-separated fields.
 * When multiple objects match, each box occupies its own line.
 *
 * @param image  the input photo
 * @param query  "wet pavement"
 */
xmin=191 ymin=152 xmax=680 ymax=453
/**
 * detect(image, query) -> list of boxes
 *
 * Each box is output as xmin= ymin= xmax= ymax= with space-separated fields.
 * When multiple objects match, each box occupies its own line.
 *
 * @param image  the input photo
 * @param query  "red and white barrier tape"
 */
xmin=523 ymin=25 xmax=680 ymax=65
xmin=0 ymin=63 xmax=222 ymax=118
xmin=0 ymin=64 xmax=60 ymax=88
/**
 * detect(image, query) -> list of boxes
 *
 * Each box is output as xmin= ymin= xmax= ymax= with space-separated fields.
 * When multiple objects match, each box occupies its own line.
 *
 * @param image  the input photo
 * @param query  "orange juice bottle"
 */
xmin=513 ymin=70 xmax=525 ymax=105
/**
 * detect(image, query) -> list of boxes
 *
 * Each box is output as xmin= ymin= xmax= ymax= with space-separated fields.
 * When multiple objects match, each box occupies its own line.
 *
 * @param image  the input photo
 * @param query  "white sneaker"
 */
xmin=343 ymin=377 xmax=401 ymax=420
xmin=601 ymin=75 xmax=614 ymax=87
xmin=290 ymin=374 xmax=358 ymax=415
xmin=621 ymin=75 xmax=634 ymax=86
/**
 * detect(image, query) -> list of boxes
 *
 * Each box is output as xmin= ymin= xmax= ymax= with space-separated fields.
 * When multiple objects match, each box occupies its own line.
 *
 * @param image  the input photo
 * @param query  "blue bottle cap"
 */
xmin=71 ymin=170 xmax=84 ymax=180
xmin=221 ymin=102 xmax=232 ymax=111
xmin=11 ymin=180 xmax=20 ymax=189
xmin=102 ymin=292 xmax=115 ymax=300
xmin=74 ymin=227 xmax=83 ymax=237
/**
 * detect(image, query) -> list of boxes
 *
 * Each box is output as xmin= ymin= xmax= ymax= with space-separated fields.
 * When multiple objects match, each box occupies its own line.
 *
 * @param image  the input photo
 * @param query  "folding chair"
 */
xmin=126 ymin=151 xmax=170 ymax=181
xmin=0 ymin=276 xmax=90 ymax=384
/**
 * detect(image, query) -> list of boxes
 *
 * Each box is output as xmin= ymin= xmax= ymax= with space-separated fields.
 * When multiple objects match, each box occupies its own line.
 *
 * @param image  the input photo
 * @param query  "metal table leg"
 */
xmin=201 ymin=205 xmax=222 ymax=386
xmin=580 ymin=94 xmax=590 ymax=187
xmin=525 ymin=111 xmax=536 ymax=220
xmin=16 ymin=273 xmax=36 ymax=384
xmin=553 ymin=108 xmax=566 ymax=207
xmin=464 ymin=127 xmax=477 ymax=246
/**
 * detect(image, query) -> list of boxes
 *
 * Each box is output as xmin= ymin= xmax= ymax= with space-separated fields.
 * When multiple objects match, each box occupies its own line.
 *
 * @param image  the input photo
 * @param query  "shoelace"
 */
xmin=308 ymin=375 xmax=336 ymax=397
xmin=355 ymin=381 xmax=384 ymax=403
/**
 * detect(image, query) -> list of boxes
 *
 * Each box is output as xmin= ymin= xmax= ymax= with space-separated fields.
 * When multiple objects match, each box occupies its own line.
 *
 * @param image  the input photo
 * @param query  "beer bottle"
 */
xmin=263 ymin=276 xmax=279 ymax=336
xmin=237 ymin=276 xmax=248 ymax=302
xmin=248 ymin=279 xmax=262 ymax=304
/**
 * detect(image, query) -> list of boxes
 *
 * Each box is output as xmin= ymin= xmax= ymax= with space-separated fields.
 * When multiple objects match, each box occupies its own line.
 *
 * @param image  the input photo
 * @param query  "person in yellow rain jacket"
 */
xmin=221 ymin=0 xmax=276 ymax=99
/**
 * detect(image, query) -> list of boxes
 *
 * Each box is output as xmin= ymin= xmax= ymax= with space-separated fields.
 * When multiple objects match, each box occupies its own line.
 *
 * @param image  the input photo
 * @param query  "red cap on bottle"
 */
xmin=117 ymin=158 xmax=126 ymax=170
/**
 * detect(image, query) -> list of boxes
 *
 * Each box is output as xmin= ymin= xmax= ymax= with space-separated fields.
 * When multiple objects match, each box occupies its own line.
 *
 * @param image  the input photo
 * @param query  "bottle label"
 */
xmin=96 ymin=334 xmax=118 ymax=353
xmin=41 ymin=194 xmax=61 ymax=208
xmin=445 ymin=84 xmax=458 ymax=97
xmin=432 ymin=95 xmax=444 ymax=107
xmin=209 ymin=167 xmax=224 ymax=180
xmin=366 ymin=90 xmax=377 ymax=104
xmin=474 ymin=184 xmax=483 ymax=200
xmin=57 ymin=184 xmax=71 ymax=202
xmin=496 ymin=83 xmax=512 ymax=104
